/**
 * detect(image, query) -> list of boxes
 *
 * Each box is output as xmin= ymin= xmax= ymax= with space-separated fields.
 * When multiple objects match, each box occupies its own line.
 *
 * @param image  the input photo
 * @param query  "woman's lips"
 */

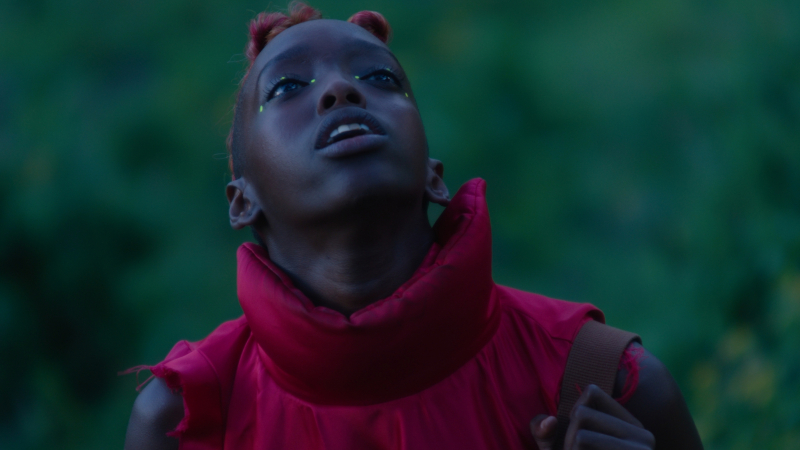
xmin=326 ymin=123 xmax=371 ymax=146
xmin=314 ymin=109 xmax=386 ymax=150
xmin=316 ymin=133 xmax=388 ymax=159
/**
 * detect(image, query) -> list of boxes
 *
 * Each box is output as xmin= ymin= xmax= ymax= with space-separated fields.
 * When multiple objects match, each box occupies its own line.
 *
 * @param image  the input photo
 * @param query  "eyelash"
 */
xmin=264 ymin=75 xmax=307 ymax=102
xmin=262 ymin=65 xmax=405 ymax=103
xmin=361 ymin=65 xmax=404 ymax=86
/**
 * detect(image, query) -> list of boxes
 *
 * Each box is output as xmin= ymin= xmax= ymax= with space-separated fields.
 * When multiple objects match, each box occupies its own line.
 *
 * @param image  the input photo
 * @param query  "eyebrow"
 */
xmin=255 ymin=39 xmax=401 ymax=86
xmin=348 ymin=40 xmax=401 ymax=67
xmin=259 ymin=44 xmax=313 ymax=77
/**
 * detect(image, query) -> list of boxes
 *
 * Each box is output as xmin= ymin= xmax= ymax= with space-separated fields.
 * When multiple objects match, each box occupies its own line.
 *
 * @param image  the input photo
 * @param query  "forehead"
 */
xmin=252 ymin=19 xmax=395 ymax=78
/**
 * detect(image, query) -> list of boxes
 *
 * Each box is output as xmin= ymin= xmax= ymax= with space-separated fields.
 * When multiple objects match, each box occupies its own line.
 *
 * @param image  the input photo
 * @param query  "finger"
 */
xmin=568 ymin=429 xmax=651 ymax=450
xmin=530 ymin=415 xmax=558 ymax=450
xmin=563 ymin=404 xmax=655 ymax=450
xmin=572 ymin=384 xmax=642 ymax=427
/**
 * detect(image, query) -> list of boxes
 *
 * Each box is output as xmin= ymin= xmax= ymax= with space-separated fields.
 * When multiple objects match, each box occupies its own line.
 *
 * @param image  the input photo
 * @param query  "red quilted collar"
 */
xmin=236 ymin=178 xmax=501 ymax=405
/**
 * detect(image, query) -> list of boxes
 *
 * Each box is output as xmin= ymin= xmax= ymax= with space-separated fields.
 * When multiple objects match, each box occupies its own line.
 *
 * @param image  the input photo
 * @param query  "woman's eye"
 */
xmin=364 ymin=70 xmax=399 ymax=85
xmin=268 ymin=80 xmax=306 ymax=101
xmin=368 ymin=73 xmax=393 ymax=83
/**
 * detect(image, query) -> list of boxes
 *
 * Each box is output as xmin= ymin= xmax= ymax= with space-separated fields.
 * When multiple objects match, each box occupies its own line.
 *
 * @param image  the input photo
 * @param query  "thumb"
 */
xmin=530 ymin=415 xmax=558 ymax=450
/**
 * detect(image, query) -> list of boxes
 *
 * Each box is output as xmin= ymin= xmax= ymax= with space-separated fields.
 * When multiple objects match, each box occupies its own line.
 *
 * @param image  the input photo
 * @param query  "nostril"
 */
xmin=346 ymin=93 xmax=360 ymax=104
xmin=323 ymin=95 xmax=336 ymax=109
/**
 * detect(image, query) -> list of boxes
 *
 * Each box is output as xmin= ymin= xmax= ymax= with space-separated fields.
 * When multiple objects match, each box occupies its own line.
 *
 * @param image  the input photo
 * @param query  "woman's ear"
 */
xmin=425 ymin=158 xmax=450 ymax=207
xmin=226 ymin=178 xmax=264 ymax=230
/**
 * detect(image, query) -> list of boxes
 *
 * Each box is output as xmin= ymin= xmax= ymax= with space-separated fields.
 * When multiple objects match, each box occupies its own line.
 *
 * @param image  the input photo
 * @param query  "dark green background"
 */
xmin=1 ymin=0 xmax=798 ymax=448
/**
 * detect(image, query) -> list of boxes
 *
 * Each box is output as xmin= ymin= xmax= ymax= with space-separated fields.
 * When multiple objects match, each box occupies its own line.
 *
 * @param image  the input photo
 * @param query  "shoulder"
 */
xmin=124 ymin=377 xmax=183 ymax=450
xmin=495 ymin=286 xmax=604 ymax=340
xmin=615 ymin=343 xmax=704 ymax=450
xmin=123 ymin=316 xmax=251 ymax=449
xmin=154 ymin=316 xmax=251 ymax=384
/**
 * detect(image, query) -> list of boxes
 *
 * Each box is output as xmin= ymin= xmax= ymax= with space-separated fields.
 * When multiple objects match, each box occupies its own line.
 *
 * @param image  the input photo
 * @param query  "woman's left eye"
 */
xmin=363 ymin=70 xmax=400 ymax=86
xmin=368 ymin=73 xmax=393 ymax=83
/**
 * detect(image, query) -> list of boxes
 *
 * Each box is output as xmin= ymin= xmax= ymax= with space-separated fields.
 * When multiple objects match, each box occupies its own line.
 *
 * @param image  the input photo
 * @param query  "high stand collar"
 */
xmin=236 ymin=178 xmax=501 ymax=405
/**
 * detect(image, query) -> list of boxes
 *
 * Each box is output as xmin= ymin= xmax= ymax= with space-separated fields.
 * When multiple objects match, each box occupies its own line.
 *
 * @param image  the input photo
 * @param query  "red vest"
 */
xmin=150 ymin=179 xmax=604 ymax=449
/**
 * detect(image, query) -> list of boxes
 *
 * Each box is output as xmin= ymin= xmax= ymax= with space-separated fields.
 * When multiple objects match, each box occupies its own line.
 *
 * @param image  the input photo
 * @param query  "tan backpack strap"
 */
xmin=554 ymin=320 xmax=641 ymax=449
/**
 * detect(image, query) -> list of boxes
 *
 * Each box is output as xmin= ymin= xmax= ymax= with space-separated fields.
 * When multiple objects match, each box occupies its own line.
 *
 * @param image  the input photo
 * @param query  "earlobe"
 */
xmin=226 ymin=178 xmax=263 ymax=230
xmin=424 ymin=158 xmax=450 ymax=207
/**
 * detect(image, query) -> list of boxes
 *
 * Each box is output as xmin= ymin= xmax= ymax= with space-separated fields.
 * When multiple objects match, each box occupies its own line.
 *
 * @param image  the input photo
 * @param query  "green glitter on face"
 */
xmin=280 ymin=76 xmax=285 ymax=80
xmin=310 ymin=79 xmax=315 ymax=83
xmin=354 ymin=75 xmax=360 ymax=79
xmin=405 ymin=93 xmax=408 ymax=98
xmin=259 ymin=105 xmax=263 ymax=113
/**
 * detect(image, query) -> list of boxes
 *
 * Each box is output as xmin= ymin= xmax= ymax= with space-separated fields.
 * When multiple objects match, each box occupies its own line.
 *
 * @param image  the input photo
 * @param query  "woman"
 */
xmin=124 ymin=3 xmax=703 ymax=449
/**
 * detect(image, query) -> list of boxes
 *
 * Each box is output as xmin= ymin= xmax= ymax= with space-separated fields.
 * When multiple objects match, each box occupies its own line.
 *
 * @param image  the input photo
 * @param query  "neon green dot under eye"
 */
xmin=405 ymin=93 xmax=408 ymax=97
xmin=354 ymin=75 xmax=360 ymax=79
xmin=310 ymin=79 xmax=315 ymax=83
xmin=280 ymin=76 xmax=285 ymax=80
xmin=259 ymin=105 xmax=263 ymax=112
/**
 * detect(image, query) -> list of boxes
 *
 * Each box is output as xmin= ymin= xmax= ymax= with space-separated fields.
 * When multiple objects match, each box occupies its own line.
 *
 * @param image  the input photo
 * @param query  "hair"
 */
xmin=227 ymin=2 xmax=393 ymax=179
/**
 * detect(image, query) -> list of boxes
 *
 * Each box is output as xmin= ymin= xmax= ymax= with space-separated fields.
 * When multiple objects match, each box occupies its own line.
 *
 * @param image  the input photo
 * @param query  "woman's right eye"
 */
xmin=267 ymin=79 xmax=307 ymax=101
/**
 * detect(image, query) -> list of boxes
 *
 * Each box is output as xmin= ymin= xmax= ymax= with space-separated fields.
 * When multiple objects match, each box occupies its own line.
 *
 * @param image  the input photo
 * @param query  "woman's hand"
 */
xmin=530 ymin=384 xmax=655 ymax=450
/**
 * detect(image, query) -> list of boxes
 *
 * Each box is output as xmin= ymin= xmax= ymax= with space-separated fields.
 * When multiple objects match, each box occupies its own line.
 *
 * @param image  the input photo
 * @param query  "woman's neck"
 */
xmin=261 ymin=204 xmax=435 ymax=316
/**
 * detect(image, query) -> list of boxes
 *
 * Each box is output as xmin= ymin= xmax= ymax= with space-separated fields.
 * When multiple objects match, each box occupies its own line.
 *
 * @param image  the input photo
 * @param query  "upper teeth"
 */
xmin=330 ymin=123 xmax=370 ymax=139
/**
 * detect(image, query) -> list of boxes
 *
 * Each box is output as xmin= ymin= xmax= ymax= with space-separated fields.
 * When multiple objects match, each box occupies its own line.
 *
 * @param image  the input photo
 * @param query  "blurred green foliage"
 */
xmin=1 ymin=0 xmax=798 ymax=448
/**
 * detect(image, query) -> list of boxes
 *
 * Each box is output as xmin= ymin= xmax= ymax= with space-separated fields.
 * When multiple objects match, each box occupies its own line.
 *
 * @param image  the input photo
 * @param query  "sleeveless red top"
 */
xmin=149 ymin=179 xmax=605 ymax=449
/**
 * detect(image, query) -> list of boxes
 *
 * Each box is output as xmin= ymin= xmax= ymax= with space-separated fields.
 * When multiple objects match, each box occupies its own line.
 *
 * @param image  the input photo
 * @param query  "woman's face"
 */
xmin=237 ymin=19 xmax=434 ymax=226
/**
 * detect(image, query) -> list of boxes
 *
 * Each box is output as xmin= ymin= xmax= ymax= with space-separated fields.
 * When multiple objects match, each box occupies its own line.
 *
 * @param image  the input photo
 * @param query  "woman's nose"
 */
xmin=317 ymin=77 xmax=366 ymax=113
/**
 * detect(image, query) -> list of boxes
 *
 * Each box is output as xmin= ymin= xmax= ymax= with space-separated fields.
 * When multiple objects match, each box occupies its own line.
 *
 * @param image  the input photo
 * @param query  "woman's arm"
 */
xmin=532 ymin=343 xmax=704 ymax=450
xmin=124 ymin=377 xmax=184 ymax=450
xmin=617 ymin=344 xmax=704 ymax=450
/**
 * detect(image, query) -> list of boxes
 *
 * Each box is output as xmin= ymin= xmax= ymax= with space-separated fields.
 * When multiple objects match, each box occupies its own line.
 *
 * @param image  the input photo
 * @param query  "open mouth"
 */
xmin=327 ymin=123 xmax=372 ymax=146
xmin=315 ymin=109 xmax=386 ymax=150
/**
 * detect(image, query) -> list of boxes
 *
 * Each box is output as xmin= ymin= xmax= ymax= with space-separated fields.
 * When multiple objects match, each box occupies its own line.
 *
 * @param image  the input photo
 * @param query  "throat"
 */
xmin=263 ymin=214 xmax=435 ymax=317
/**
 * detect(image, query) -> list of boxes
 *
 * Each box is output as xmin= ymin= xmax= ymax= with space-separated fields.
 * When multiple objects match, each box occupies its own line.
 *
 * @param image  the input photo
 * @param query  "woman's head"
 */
xmin=225 ymin=2 xmax=448 ymax=237
xmin=228 ymin=2 xmax=392 ymax=179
